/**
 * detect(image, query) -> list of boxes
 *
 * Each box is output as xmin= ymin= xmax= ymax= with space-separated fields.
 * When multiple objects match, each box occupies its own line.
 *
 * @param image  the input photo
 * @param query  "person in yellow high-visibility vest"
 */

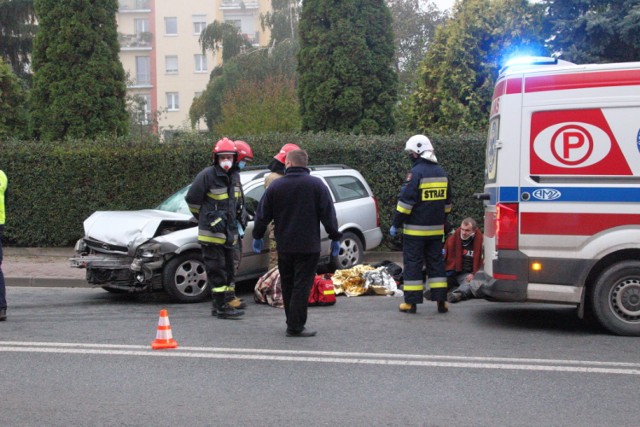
xmin=0 ymin=169 xmax=7 ymax=321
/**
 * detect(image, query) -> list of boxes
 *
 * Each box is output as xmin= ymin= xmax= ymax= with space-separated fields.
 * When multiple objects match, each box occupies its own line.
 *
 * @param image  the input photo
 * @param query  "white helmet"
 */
xmin=405 ymin=134 xmax=437 ymax=163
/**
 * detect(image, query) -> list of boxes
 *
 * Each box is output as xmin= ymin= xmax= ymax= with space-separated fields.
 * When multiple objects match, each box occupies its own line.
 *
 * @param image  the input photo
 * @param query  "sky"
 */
xmin=432 ymin=0 xmax=455 ymax=11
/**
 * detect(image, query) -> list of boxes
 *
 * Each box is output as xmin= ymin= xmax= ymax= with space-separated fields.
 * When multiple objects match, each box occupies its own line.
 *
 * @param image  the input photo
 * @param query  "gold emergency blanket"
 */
xmin=332 ymin=265 xmax=399 ymax=297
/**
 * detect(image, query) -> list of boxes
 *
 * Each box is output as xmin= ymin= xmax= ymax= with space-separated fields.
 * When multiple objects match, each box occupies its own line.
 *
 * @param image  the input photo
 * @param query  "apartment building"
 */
xmin=116 ymin=0 xmax=270 ymax=138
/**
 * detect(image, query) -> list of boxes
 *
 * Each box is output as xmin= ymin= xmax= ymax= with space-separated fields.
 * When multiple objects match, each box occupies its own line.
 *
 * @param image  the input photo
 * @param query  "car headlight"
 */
xmin=74 ymin=238 xmax=87 ymax=253
xmin=137 ymin=242 xmax=161 ymax=259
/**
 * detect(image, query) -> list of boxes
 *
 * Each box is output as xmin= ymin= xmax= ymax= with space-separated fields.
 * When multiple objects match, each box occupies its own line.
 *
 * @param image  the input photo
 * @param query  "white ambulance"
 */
xmin=475 ymin=57 xmax=640 ymax=336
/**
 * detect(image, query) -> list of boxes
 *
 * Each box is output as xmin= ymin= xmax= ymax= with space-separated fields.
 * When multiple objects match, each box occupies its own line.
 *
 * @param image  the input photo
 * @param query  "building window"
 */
xmin=165 ymin=17 xmax=178 ymax=35
xmin=225 ymin=19 xmax=241 ymax=29
xmin=193 ymin=14 xmax=207 ymax=35
xmin=134 ymin=94 xmax=151 ymax=125
xmin=166 ymin=92 xmax=180 ymax=111
xmin=194 ymin=54 xmax=207 ymax=73
xmin=135 ymin=56 xmax=151 ymax=85
xmin=165 ymin=55 xmax=178 ymax=74
xmin=134 ymin=18 xmax=149 ymax=34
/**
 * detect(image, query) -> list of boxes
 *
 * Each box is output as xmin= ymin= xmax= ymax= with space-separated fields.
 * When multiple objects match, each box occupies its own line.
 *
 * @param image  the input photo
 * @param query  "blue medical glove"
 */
xmin=331 ymin=240 xmax=340 ymax=257
xmin=237 ymin=222 xmax=245 ymax=238
xmin=389 ymin=226 xmax=397 ymax=237
xmin=252 ymin=238 xmax=264 ymax=253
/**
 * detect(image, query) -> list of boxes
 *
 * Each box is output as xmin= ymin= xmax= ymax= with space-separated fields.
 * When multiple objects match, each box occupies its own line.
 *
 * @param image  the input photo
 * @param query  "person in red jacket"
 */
xmin=444 ymin=217 xmax=484 ymax=303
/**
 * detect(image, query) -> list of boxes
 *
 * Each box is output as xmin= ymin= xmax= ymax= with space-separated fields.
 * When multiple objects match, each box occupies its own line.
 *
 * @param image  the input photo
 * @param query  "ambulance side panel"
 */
xmin=482 ymin=64 xmax=640 ymax=307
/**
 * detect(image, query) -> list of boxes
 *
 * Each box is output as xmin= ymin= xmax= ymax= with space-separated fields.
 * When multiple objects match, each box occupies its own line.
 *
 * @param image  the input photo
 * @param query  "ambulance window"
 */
xmin=486 ymin=117 xmax=499 ymax=183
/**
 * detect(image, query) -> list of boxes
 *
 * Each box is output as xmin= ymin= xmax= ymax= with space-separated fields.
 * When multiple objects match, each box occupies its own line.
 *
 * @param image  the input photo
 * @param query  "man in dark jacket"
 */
xmin=185 ymin=137 xmax=245 ymax=319
xmin=252 ymin=149 xmax=342 ymax=337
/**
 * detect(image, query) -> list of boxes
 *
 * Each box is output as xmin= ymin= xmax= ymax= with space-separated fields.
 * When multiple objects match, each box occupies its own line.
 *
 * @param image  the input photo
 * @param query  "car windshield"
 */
xmin=155 ymin=186 xmax=191 ymax=214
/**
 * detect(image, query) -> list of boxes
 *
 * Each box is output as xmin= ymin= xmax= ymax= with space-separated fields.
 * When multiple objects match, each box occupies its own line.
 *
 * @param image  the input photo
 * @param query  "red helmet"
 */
xmin=274 ymin=143 xmax=301 ymax=163
xmin=235 ymin=140 xmax=253 ymax=162
xmin=212 ymin=137 xmax=237 ymax=158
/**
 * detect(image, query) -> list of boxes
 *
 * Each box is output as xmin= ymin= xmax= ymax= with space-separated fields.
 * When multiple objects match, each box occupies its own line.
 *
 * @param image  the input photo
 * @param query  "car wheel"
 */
xmin=162 ymin=252 xmax=209 ymax=303
xmin=331 ymin=231 xmax=363 ymax=270
xmin=591 ymin=260 xmax=640 ymax=336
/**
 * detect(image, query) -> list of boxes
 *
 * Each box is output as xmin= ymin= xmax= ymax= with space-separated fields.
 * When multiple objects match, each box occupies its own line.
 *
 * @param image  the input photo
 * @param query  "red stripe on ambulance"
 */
xmin=521 ymin=212 xmax=640 ymax=235
xmin=524 ymin=69 xmax=640 ymax=93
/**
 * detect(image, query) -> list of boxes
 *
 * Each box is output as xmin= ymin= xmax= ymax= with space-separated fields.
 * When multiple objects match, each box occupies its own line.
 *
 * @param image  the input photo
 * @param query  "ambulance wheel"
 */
xmin=331 ymin=232 xmax=363 ymax=270
xmin=162 ymin=252 xmax=210 ymax=303
xmin=591 ymin=261 xmax=640 ymax=336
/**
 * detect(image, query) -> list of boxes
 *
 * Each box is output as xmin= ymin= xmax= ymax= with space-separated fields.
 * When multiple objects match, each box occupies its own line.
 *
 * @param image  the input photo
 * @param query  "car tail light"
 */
xmin=496 ymin=203 xmax=518 ymax=250
xmin=373 ymin=197 xmax=380 ymax=227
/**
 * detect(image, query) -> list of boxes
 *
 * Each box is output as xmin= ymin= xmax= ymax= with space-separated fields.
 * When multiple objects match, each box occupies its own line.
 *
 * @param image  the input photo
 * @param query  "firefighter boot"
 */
xmin=215 ymin=301 xmax=245 ymax=319
xmin=226 ymin=291 xmax=247 ymax=310
xmin=399 ymin=303 xmax=417 ymax=313
xmin=437 ymin=300 xmax=449 ymax=313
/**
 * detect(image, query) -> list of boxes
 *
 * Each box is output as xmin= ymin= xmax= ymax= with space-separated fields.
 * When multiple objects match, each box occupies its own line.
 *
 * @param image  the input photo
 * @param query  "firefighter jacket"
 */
xmin=392 ymin=158 xmax=452 ymax=238
xmin=185 ymin=164 xmax=244 ymax=247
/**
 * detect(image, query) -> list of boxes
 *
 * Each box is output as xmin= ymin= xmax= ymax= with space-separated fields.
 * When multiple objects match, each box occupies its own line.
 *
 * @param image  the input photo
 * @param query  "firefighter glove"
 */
xmin=252 ymin=238 xmax=264 ymax=253
xmin=331 ymin=240 xmax=340 ymax=257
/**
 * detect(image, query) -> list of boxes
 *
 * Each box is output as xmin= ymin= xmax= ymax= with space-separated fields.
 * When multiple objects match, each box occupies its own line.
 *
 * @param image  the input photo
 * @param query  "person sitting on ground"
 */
xmin=444 ymin=217 xmax=484 ymax=303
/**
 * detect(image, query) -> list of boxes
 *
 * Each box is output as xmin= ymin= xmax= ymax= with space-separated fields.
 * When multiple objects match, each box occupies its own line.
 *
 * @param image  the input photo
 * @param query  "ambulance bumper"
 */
xmin=473 ymin=270 xmax=527 ymax=302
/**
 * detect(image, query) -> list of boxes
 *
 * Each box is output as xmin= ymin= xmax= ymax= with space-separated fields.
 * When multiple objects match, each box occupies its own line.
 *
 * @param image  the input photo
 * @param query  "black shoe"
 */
xmin=437 ymin=301 xmax=448 ymax=313
xmin=216 ymin=304 xmax=245 ymax=319
xmin=0 ymin=308 xmax=6 ymax=321
xmin=286 ymin=328 xmax=317 ymax=337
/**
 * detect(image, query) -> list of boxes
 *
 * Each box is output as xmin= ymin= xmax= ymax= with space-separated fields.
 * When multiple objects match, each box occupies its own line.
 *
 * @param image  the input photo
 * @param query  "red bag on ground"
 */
xmin=308 ymin=274 xmax=336 ymax=306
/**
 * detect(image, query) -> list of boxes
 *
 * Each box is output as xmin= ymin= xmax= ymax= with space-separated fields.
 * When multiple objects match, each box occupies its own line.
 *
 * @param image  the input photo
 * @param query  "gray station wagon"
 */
xmin=70 ymin=165 xmax=383 ymax=302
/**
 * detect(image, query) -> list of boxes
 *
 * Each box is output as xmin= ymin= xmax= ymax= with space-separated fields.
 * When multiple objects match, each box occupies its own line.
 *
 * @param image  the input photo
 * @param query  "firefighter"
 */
xmin=185 ymin=137 xmax=245 ymax=319
xmin=390 ymin=134 xmax=452 ymax=314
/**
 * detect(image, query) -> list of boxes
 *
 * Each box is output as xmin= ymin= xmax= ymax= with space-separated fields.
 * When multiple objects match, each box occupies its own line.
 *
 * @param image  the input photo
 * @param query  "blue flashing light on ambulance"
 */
xmin=474 ymin=56 xmax=640 ymax=336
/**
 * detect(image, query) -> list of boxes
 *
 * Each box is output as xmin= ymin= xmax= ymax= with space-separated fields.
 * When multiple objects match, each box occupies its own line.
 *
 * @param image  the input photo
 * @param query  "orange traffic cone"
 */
xmin=151 ymin=309 xmax=178 ymax=350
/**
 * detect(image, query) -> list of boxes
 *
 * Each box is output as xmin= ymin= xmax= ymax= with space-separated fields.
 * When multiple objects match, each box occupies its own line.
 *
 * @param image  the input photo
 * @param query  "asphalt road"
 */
xmin=1 ymin=286 xmax=639 ymax=427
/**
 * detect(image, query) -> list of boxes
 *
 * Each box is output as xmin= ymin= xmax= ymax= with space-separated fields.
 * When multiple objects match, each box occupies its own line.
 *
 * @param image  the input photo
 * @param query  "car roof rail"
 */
xmin=308 ymin=164 xmax=351 ymax=170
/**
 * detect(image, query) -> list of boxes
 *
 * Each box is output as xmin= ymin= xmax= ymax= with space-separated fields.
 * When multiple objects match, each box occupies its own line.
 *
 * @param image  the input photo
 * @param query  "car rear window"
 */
xmin=325 ymin=175 xmax=368 ymax=202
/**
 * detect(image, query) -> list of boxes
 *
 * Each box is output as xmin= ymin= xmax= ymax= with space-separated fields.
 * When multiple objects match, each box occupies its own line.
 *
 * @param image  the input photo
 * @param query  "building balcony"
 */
xmin=220 ymin=0 xmax=259 ymax=10
xmin=118 ymin=0 xmax=151 ymax=12
xmin=119 ymin=32 xmax=153 ymax=50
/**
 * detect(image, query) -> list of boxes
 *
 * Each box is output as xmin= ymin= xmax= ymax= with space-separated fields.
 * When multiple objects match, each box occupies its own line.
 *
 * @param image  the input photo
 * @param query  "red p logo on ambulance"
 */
xmin=530 ymin=109 xmax=631 ymax=175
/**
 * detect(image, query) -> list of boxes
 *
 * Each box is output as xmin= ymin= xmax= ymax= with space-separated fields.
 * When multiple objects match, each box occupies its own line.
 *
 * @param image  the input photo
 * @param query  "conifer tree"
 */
xmin=297 ymin=0 xmax=398 ymax=134
xmin=30 ymin=0 xmax=128 ymax=140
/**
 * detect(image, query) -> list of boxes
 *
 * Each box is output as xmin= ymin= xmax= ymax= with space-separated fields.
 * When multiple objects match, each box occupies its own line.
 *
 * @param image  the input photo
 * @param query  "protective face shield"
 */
xmin=219 ymin=158 xmax=233 ymax=171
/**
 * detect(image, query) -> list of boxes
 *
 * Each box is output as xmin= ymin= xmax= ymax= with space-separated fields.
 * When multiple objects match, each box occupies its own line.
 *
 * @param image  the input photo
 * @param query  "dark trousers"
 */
xmin=202 ymin=244 xmax=235 ymax=305
xmin=0 ymin=225 xmax=5 ymax=309
xmin=278 ymin=252 xmax=320 ymax=333
xmin=403 ymin=236 xmax=446 ymax=304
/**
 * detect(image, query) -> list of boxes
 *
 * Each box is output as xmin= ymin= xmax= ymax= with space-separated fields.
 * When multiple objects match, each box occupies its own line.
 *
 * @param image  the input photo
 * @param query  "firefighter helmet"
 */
xmin=235 ymin=140 xmax=253 ymax=162
xmin=212 ymin=137 xmax=237 ymax=158
xmin=274 ymin=143 xmax=301 ymax=163
xmin=404 ymin=134 xmax=437 ymax=163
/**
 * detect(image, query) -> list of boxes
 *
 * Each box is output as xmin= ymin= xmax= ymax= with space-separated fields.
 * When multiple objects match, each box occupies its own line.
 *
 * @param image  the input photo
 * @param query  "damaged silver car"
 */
xmin=70 ymin=166 xmax=383 ymax=303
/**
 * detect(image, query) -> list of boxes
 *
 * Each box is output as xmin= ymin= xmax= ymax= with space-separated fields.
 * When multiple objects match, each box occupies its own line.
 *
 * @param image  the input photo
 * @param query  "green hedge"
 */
xmin=0 ymin=131 xmax=486 ymax=247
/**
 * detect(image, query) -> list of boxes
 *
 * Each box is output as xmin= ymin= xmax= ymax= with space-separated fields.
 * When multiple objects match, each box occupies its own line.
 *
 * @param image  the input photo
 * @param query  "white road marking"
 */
xmin=1 ymin=341 xmax=639 ymax=375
